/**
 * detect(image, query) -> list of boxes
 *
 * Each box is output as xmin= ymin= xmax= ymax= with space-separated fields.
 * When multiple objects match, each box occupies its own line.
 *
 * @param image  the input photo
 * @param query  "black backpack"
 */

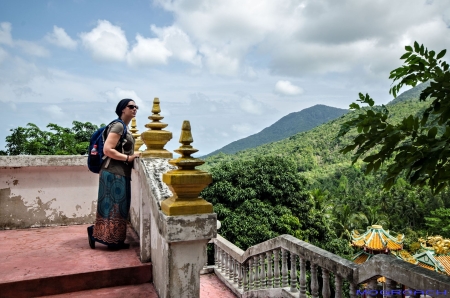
xmin=87 ymin=119 xmax=127 ymax=173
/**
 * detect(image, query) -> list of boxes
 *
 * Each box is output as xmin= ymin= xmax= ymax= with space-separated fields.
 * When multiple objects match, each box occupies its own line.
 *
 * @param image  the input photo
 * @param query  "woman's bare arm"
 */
xmin=103 ymin=132 xmax=141 ymax=162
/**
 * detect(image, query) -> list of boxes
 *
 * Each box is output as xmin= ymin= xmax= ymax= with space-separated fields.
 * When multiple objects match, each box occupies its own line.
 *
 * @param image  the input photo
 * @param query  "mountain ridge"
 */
xmin=203 ymin=104 xmax=348 ymax=158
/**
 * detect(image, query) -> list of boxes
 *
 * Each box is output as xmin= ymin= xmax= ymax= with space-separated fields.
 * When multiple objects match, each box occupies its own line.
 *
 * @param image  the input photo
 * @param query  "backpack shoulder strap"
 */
xmin=102 ymin=119 xmax=128 ymax=168
xmin=103 ymin=119 xmax=127 ymax=141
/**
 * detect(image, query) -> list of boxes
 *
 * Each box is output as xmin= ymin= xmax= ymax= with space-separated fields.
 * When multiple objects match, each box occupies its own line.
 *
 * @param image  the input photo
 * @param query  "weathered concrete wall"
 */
xmin=130 ymin=165 xmax=142 ymax=236
xmin=0 ymin=156 xmax=98 ymax=229
xmin=138 ymin=157 xmax=217 ymax=298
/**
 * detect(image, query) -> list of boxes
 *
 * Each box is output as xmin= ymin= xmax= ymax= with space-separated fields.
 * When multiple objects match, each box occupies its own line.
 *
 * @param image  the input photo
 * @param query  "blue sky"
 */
xmin=0 ymin=0 xmax=449 ymax=155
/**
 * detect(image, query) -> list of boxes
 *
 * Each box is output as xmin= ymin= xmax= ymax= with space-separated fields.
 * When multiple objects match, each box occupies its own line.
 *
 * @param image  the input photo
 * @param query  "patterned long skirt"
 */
xmin=92 ymin=170 xmax=131 ymax=245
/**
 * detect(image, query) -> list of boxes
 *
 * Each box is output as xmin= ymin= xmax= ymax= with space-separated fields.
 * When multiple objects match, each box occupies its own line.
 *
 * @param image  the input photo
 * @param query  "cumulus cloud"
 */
xmin=151 ymin=25 xmax=201 ymax=66
xmin=201 ymin=46 xmax=239 ymax=76
xmin=79 ymin=20 xmax=128 ymax=62
xmin=274 ymin=80 xmax=304 ymax=96
xmin=155 ymin=0 xmax=292 ymax=75
xmin=127 ymin=34 xmax=171 ymax=67
xmin=155 ymin=0 xmax=450 ymax=78
xmin=127 ymin=25 xmax=201 ymax=68
xmin=0 ymin=22 xmax=13 ymax=46
xmin=45 ymin=26 xmax=77 ymax=50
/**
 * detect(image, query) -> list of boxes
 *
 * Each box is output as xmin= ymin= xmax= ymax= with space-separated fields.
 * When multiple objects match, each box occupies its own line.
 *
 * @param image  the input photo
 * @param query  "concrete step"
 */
xmin=0 ymin=224 xmax=152 ymax=298
xmin=36 ymin=283 xmax=158 ymax=298
xmin=0 ymin=224 xmax=238 ymax=298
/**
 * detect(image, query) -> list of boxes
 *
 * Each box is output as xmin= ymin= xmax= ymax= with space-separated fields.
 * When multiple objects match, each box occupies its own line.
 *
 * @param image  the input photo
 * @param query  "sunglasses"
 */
xmin=127 ymin=105 xmax=139 ymax=110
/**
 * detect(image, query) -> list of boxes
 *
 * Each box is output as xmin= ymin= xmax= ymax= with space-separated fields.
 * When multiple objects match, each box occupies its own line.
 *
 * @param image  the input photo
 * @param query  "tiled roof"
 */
xmin=434 ymin=256 xmax=450 ymax=275
xmin=353 ymin=252 xmax=370 ymax=264
xmin=418 ymin=263 xmax=437 ymax=271
xmin=351 ymin=225 xmax=403 ymax=251
xmin=414 ymin=250 xmax=447 ymax=275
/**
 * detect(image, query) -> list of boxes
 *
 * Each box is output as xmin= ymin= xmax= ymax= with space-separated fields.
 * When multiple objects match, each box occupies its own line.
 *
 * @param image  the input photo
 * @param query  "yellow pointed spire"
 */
xmin=140 ymin=97 xmax=173 ymax=158
xmin=130 ymin=117 xmax=144 ymax=152
xmin=161 ymin=120 xmax=213 ymax=215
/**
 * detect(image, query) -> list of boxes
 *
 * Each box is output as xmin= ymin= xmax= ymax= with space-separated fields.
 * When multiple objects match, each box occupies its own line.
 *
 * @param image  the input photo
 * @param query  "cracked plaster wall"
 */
xmin=0 ymin=156 xmax=98 ymax=229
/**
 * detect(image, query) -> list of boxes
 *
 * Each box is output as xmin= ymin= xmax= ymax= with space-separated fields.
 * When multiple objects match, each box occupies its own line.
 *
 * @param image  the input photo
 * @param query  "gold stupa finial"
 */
xmin=140 ymin=97 xmax=173 ymax=158
xmin=130 ymin=117 xmax=144 ymax=152
xmin=161 ymin=120 xmax=213 ymax=216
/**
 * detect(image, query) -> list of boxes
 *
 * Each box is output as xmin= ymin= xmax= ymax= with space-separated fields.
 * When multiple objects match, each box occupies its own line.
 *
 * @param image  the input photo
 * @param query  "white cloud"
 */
xmin=239 ymin=95 xmax=264 ymax=114
xmin=0 ymin=56 xmax=49 ymax=85
xmin=15 ymin=40 xmax=50 ymax=57
xmin=155 ymin=0 xmax=450 ymax=79
xmin=274 ymin=80 xmax=304 ymax=96
xmin=103 ymin=87 xmax=148 ymax=113
xmin=127 ymin=25 xmax=201 ymax=68
xmin=0 ymin=22 xmax=13 ymax=46
xmin=13 ymin=86 xmax=41 ymax=98
xmin=0 ymin=22 xmax=49 ymax=58
xmin=151 ymin=25 xmax=201 ymax=66
xmin=42 ymin=104 xmax=65 ymax=119
xmin=401 ymin=19 xmax=450 ymax=54
xmin=231 ymin=123 xmax=253 ymax=134
xmin=242 ymin=66 xmax=258 ymax=80
xmin=0 ymin=47 xmax=7 ymax=63
xmin=45 ymin=26 xmax=77 ymax=50
xmin=127 ymin=34 xmax=171 ymax=67
xmin=79 ymin=20 xmax=128 ymax=62
xmin=155 ymin=0 xmax=301 ymax=75
xmin=201 ymin=46 xmax=239 ymax=76
xmin=8 ymin=101 xmax=17 ymax=111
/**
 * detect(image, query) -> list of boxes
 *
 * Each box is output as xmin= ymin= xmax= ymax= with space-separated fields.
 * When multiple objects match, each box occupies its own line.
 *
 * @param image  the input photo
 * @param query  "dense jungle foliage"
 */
xmin=201 ymin=44 xmax=450 ymax=258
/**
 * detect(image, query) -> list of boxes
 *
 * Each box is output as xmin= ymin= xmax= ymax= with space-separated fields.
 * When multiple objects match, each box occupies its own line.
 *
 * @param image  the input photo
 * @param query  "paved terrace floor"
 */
xmin=0 ymin=224 xmax=237 ymax=298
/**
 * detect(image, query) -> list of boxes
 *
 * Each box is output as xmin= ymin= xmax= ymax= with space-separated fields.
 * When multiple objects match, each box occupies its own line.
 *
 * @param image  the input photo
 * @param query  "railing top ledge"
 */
xmin=0 ymin=155 xmax=86 ymax=167
xmin=214 ymin=234 xmax=357 ymax=280
xmin=358 ymin=254 xmax=450 ymax=290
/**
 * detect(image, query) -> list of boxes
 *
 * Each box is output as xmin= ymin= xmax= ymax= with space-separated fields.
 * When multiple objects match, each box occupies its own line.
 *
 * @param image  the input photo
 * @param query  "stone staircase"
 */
xmin=0 ymin=224 xmax=154 ymax=298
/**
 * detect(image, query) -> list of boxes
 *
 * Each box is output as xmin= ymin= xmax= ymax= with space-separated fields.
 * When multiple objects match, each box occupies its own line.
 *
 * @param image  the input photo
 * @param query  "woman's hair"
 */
xmin=115 ymin=98 xmax=134 ymax=117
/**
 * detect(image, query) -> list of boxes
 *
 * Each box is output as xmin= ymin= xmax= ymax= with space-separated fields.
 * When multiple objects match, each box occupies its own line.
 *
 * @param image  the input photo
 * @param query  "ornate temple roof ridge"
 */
xmin=351 ymin=224 xmax=404 ymax=251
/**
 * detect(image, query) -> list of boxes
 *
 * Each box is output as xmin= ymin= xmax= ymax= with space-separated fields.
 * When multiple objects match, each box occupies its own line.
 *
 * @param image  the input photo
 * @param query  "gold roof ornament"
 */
xmin=130 ymin=117 xmax=144 ymax=152
xmin=140 ymin=98 xmax=173 ymax=158
xmin=351 ymin=225 xmax=404 ymax=252
xmin=392 ymin=250 xmax=418 ymax=265
xmin=420 ymin=236 xmax=450 ymax=255
xmin=161 ymin=120 xmax=213 ymax=216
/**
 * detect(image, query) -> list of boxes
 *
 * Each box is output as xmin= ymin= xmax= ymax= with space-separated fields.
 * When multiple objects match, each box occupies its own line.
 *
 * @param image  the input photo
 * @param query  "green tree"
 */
xmin=425 ymin=208 xmax=450 ymax=237
xmin=333 ymin=204 xmax=367 ymax=240
xmin=201 ymin=156 xmax=340 ymax=251
xmin=4 ymin=121 xmax=100 ymax=155
xmin=338 ymin=42 xmax=450 ymax=193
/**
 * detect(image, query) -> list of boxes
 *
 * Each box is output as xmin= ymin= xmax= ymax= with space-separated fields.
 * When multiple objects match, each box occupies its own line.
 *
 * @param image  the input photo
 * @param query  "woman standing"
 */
xmin=87 ymin=98 xmax=141 ymax=249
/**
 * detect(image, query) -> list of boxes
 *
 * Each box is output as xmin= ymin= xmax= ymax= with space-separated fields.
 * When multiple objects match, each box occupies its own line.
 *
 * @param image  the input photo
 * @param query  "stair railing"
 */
xmin=212 ymin=234 xmax=450 ymax=298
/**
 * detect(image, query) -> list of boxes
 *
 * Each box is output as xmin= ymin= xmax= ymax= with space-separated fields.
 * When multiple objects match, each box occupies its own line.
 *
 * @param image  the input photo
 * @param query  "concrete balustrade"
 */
xmin=212 ymin=234 xmax=450 ymax=298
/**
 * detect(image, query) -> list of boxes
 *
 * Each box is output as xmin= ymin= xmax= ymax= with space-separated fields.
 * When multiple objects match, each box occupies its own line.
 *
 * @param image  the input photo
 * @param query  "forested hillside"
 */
xmin=203 ymin=104 xmax=348 ymax=157
xmin=201 ymin=84 xmax=450 ymax=257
